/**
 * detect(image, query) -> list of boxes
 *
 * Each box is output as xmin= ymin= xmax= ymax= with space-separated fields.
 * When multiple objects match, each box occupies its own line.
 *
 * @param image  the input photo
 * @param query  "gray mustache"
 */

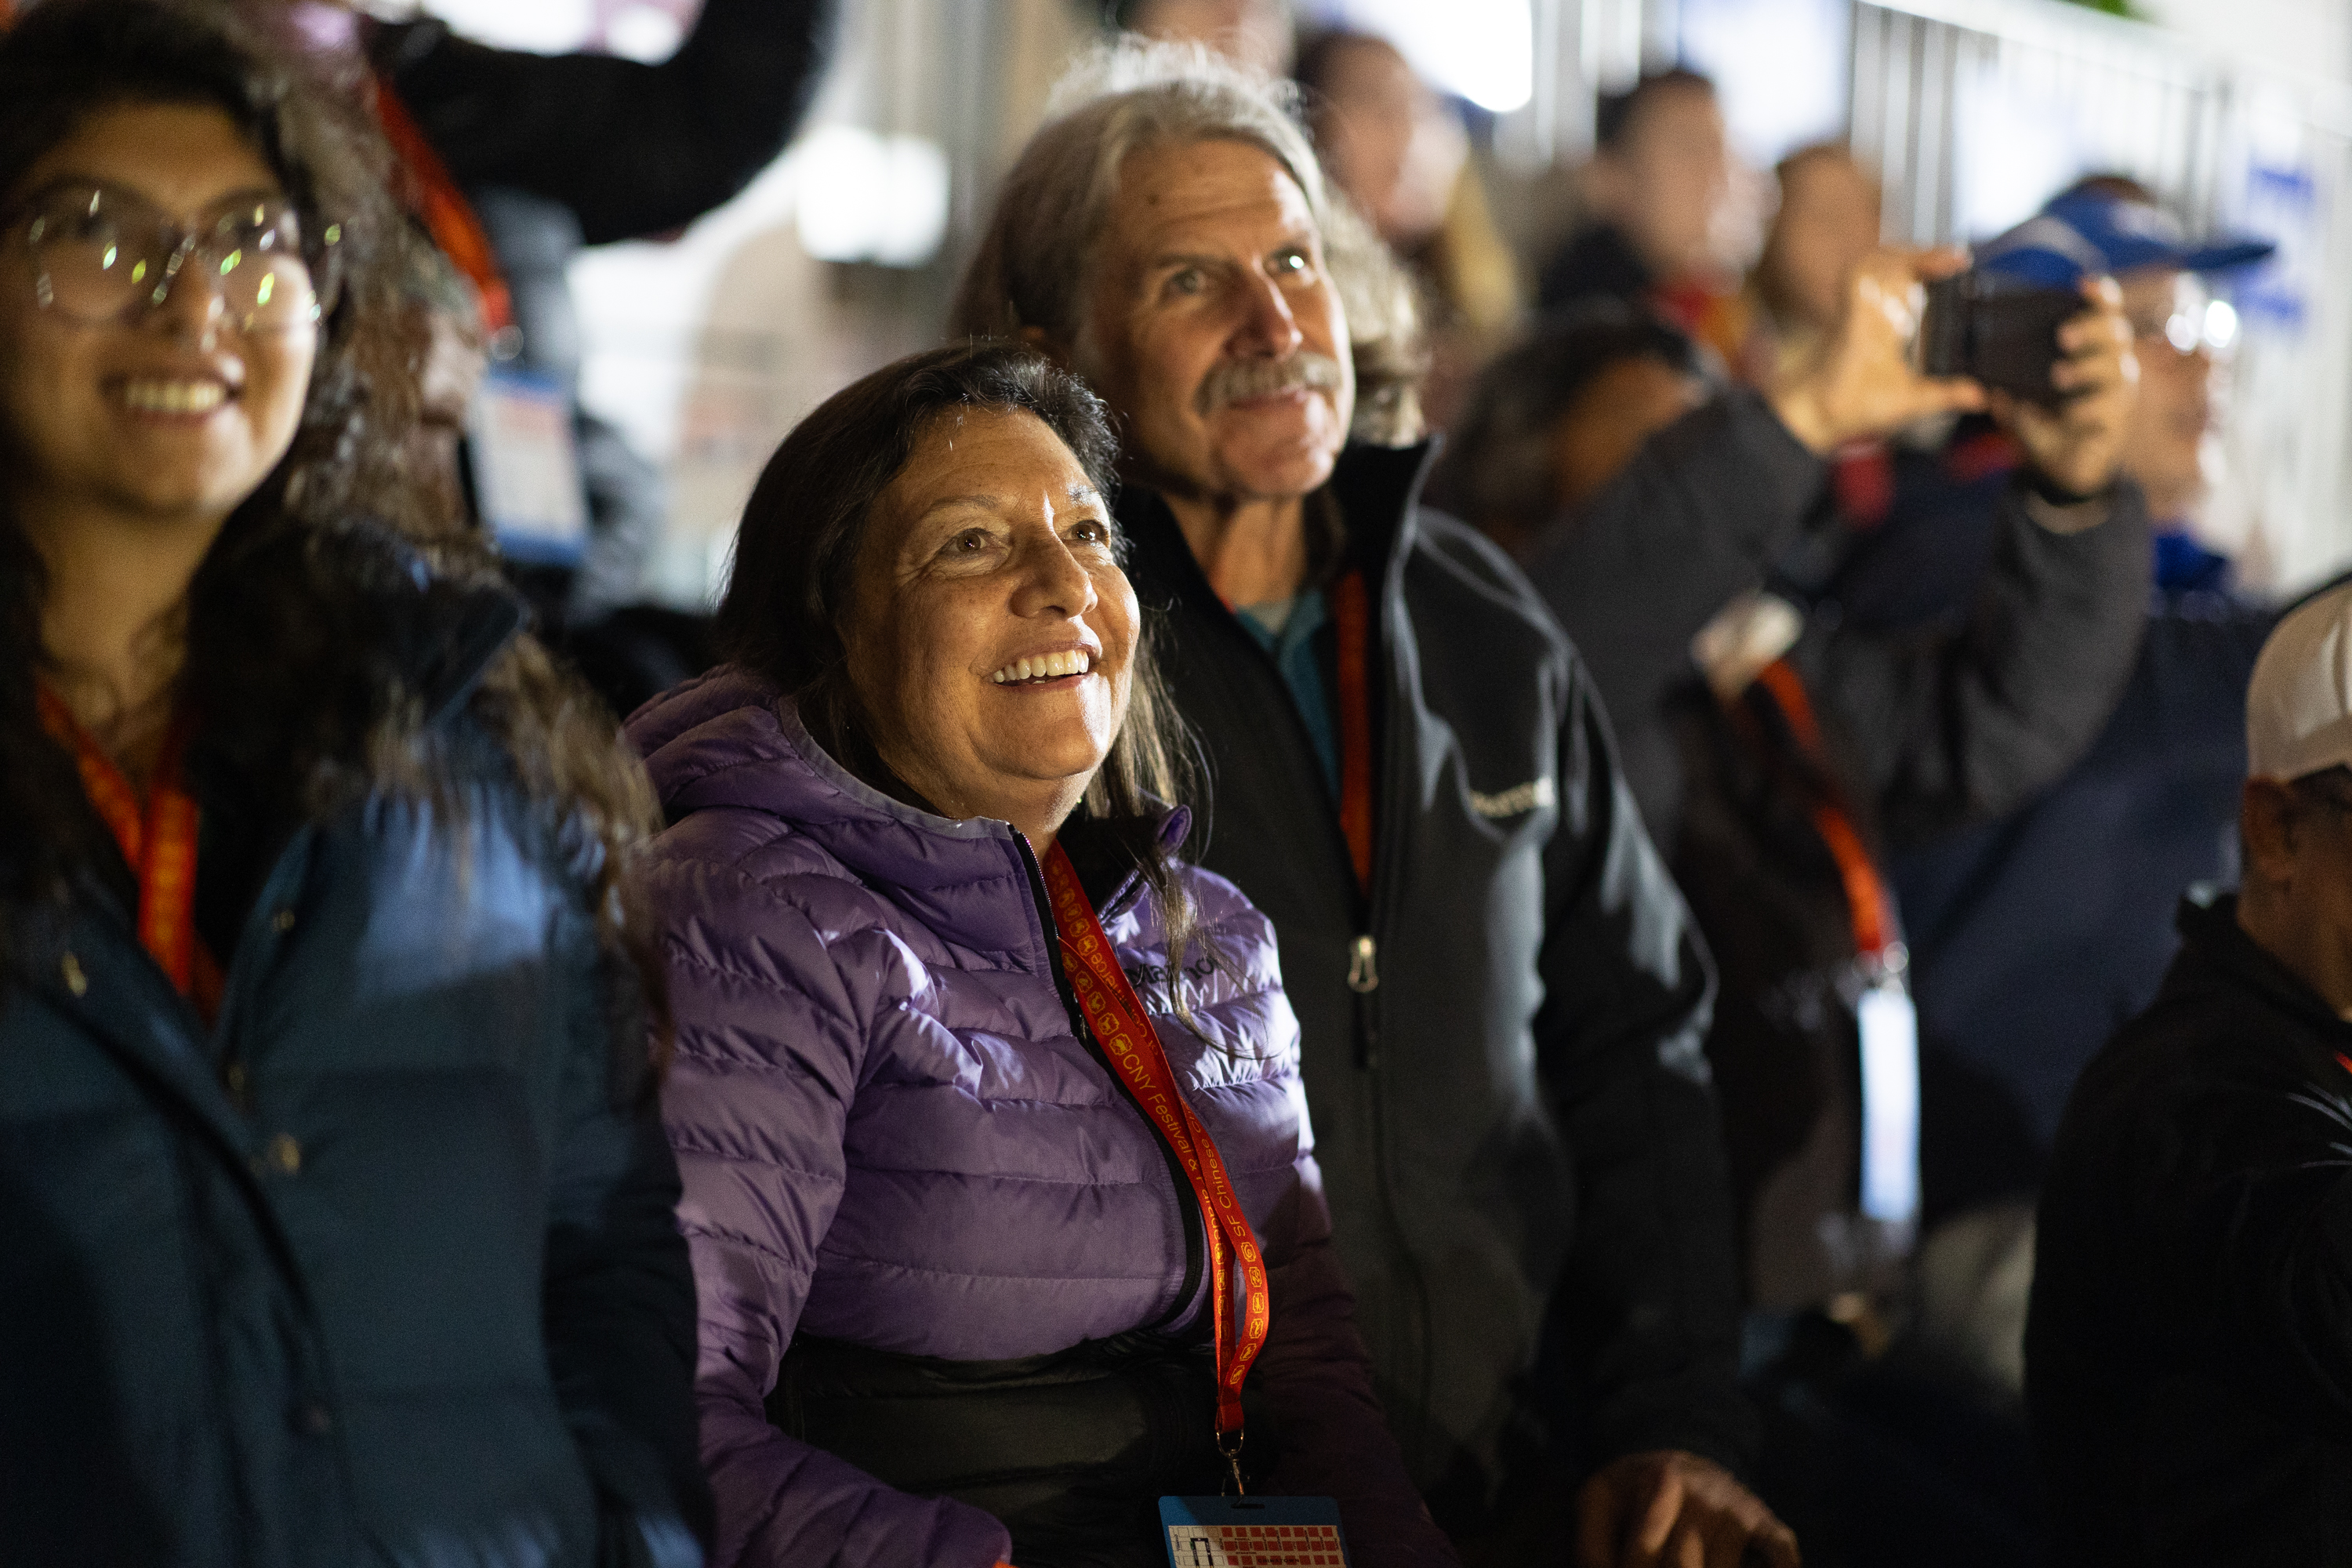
xmin=1195 ymin=352 xmax=1346 ymax=415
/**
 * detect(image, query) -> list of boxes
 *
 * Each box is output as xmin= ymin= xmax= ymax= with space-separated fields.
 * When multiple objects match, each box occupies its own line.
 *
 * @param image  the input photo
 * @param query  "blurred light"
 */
xmin=2208 ymin=298 xmax=2240 ymax=352
xmin=418 ymin=0 xmax=593 ymax=53
xmin=1334 ymin=0 xmax=1533 ymax=114
xmin=604 ymin=4 xmax=684 ymax=62
xmin=793 ymin=127 xmax=950 ymax=268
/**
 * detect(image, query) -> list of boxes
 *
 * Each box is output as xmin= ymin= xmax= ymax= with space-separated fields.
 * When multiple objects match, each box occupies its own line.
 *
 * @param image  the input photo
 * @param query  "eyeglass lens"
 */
xmin=2132 ymin=272 xmax=2238 ymax=358
xmin=20 ymin=184 xmax=328 ymax=332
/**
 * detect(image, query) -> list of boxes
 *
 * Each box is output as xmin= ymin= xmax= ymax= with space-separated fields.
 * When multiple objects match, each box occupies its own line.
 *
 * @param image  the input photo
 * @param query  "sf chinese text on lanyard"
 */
xmin=1040 ymin=844 xmax=1353 ymax=1566
xmin=1751 ymin=660 xmax=1921 ymax=1236
xmin=38 ymin=688 xmax=223 ymax=1024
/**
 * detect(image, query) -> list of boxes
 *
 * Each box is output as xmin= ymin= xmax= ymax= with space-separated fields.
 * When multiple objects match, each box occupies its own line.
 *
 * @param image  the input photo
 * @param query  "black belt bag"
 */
xmin=768 ymin=1330 xmax=1275 ymax=1568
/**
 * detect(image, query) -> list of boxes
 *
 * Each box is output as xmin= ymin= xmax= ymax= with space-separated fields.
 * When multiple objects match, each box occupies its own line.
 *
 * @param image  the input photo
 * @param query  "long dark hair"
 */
xmin=717 ymin=341 xmax=1204 ymax=975
xmin=0 ymin=0 xmax=665 ymax=1085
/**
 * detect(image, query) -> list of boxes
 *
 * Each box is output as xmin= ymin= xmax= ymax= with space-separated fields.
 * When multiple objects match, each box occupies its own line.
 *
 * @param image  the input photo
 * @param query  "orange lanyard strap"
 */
xmin=1751 ymin=659 xmax=1893 ymax=960
xmin=38 ymin=688 xmax=223 ymax=1021
xmin=1330 ymin=572 xmax=1375 ymax=891
xmin=1043 ymin=841 xmax=1272 ymax=1450
xmin=372 ymin=78 xmax=515 ymax=336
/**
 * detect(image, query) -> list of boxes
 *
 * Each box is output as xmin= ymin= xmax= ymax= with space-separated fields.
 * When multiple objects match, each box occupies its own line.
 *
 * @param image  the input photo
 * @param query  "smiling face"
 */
xmin=840 ymin=407 xmax=1138 ymax=841
xmin=1072 ymin=137 xmax=1355 ymax=510
xmin=0 ymin=102 xmax=318 ymax=536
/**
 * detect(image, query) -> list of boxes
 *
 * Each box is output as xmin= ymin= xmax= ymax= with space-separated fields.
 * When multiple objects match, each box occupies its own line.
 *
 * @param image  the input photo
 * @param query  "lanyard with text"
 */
xmin=372 ymin=78 xmax=516 ymax=339
xmin=1330 ymin=572 xmax=1374 ymax=891
xmin=1042 ymin=840 xmax=1271 ymax=1480
xmin=38 ymin=688 xmax=223 ymax=1023
xmin=1750 ymin=659 xmax=1920 ymax=1233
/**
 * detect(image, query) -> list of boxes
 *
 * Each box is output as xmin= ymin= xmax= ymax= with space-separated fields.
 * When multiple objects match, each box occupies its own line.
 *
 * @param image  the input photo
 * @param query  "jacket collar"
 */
xmin=628 ymin=666 xmax=1189 ymax=951
xmin=2175 ymin=889 xmax=2352 ymax=1042
xmin=366 ymin=539 xmax=527 ymax=726
xmin=1119 ymin=440 xmax=1440 ymax=613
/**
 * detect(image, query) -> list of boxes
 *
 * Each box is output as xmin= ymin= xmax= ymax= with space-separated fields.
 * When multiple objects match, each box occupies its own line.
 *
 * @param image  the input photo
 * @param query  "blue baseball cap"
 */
xmin=1976 ymin=188 xmax=2275 ymax=287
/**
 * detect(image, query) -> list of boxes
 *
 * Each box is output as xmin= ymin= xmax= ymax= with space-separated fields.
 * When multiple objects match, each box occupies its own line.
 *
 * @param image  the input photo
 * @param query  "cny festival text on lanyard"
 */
xmin=1041 ymin=840 xmax=1272 ymax=1485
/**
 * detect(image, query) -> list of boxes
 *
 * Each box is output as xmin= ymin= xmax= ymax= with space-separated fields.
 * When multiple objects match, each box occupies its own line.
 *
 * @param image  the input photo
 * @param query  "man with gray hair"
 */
xmin=953 ymin=45 xmax=1797 ymax=1566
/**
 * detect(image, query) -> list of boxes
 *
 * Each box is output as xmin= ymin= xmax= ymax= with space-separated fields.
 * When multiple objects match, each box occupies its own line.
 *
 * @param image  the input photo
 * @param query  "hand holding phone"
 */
xmin=1769 ymin=248 xmax=1987 ymax=455
xmin=1986 ymin=275 xmax=2140 ymax=499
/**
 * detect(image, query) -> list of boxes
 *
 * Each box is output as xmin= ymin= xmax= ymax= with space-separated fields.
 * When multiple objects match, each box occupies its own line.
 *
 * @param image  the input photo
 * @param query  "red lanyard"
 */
xmin=1041 ymin=840 xmax=1272 ymax=1464
xmin=1751 ymin=659 xmax=1893 ymax=960
xmin=372 ymin=78 xmax=516 ymax=337
xmin=38 ymin=688 xmax=223 ymax=1022
xmin=1330 ymin=572 xmax=1375 ymax=890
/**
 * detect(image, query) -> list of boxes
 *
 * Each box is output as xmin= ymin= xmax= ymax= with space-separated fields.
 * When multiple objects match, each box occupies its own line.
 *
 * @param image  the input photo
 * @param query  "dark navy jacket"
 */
xmin=0 ymin=578 xmax=706 ymax=1566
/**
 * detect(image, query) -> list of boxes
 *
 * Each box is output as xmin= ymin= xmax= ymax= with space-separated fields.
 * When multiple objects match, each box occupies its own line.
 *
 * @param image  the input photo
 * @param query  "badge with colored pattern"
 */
xmin=1160 ymin=1495 xmax=1349 ymax=1568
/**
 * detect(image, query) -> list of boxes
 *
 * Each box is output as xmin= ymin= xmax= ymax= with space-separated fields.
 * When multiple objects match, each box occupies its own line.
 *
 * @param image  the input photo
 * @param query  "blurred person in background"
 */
xmin=1114 ymin=0 xmax=1294 ymax=76
xmin=628 ymin=342 xmax=1457 ymax=1568
xmin=955 ymin=42 xmax=1798 ymax=1568
xmin=1742 ymin=144 xmax=1882 ymax=390
xmin=1523 ymin=238 xmax=2148 ymax=1319
xmin=1426 ymin=303 xmax=1705 ymax=562
xmin=1537 ymin=68 xmax=1749 ymax=371
xmin=1295 ymin=29 xmax=1521 ymax=429
xmin=2027 ymin=581 xmax=2352 ymax=1566
xmin=0 ymin=2 xmax=705 ymax=1562
xmin=1515 ymin=227 xmax=2148 ymax=1562
xmin=355 ymin=0 xmax=836 ymax=713
xmin=1867 ymin=181 xmax=2278 ymax=1396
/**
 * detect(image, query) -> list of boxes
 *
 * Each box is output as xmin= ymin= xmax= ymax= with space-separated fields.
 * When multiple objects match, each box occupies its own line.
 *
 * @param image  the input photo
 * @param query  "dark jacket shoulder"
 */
xmin=2029 ymin=893 xmax=2352 ymax=1568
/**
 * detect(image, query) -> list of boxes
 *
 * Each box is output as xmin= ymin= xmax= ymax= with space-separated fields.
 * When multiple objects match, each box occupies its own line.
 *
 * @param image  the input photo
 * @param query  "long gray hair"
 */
xmin=949 ymin=37 xmax=1425 ymax=446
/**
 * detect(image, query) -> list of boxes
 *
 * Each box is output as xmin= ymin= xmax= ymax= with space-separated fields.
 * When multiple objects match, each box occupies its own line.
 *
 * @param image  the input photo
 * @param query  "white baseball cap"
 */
xmin=2248 ymin=582 xmax=2352 ymax=781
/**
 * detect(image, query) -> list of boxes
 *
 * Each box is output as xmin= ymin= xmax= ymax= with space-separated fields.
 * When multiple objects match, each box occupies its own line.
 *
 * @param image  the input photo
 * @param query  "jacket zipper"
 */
xmin=1352 ymin=558 xmax=1438 ymax=1473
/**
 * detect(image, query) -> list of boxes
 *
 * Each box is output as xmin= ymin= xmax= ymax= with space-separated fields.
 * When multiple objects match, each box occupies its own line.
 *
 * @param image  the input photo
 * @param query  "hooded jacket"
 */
xmin=0 ymin=563 xmax=705 ymax=1566
xmin=2027 ymin=893 xmax=2352 ymax=1566
xmin=626 ymin=670 xmax=1456 ymax=1568
xmin=1117 ymin=442 xmax=1747 ymax=1526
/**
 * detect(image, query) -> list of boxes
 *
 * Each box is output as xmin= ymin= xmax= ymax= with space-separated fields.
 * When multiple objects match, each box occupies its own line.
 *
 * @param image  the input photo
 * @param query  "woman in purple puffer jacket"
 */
xmin=626 ymin=344 xmax=1455 ymax=1568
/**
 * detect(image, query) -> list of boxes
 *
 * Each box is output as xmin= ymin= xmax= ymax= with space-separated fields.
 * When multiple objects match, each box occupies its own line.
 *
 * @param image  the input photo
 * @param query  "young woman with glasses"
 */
xmin=0 ymin=3 xmax=706 ymax=1562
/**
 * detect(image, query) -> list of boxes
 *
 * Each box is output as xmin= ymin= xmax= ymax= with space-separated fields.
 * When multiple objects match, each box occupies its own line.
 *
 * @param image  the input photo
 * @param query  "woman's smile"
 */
xmin=986 ymin=642 xmax=1098 ymax=686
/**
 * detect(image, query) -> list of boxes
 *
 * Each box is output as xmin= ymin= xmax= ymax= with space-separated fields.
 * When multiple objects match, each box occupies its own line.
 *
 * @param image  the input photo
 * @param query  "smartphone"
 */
xmin=1918 ymin=272 xmax=2085 ymax=406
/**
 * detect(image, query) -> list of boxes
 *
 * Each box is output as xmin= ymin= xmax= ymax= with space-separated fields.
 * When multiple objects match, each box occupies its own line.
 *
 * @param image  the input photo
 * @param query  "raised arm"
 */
xmin=644 ymin=847 xmax=1010 ymax=1568
xmin=1529 ymin=251 xmax=1989 ymax=828
xmin=1812 ymin=281 xmax=2152 ymax=844
xmin=370 ymin=0 xmax=837 ymax=244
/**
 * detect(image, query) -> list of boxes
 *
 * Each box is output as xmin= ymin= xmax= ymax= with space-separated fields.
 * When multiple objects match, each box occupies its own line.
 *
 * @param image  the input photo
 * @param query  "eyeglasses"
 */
xmin=2126 ymin=272 xmax=2238 ymax=359
xmin=9 ymin=181 xmax=342 ymax=334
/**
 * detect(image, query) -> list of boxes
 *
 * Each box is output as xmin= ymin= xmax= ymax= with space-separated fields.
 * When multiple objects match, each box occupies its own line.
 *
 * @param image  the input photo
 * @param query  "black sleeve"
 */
xmin=371 ymin=0 xmax=837 ymax=245
xmin=1256 ymin=1169 xmax=1465 ymax=1567
xmin=1807 ymin=477 xmax=2153 ymax=848
xmin=543 ymin=920 xmax=714 ymax=1565
xmin=1523 ymin=390 xmax=1827 ymax=826
xmin=1534 ymin=656 xmax=1755 ymax=1474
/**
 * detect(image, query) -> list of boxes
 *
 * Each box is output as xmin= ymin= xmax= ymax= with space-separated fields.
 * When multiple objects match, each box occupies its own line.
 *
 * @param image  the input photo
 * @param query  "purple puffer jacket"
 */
xmin=629 ymin=669 xmax=1457 ymax=1568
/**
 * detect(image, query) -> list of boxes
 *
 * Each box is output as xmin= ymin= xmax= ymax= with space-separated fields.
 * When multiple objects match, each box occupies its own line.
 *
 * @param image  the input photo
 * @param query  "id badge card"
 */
xmin=1160 ymin=1495 xmax=1349 ymax=1567
xmin=1857 ymin=978 xmax=1922 ymax=1232
xmin=466 ymin=367 xmax=589 ymax=567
